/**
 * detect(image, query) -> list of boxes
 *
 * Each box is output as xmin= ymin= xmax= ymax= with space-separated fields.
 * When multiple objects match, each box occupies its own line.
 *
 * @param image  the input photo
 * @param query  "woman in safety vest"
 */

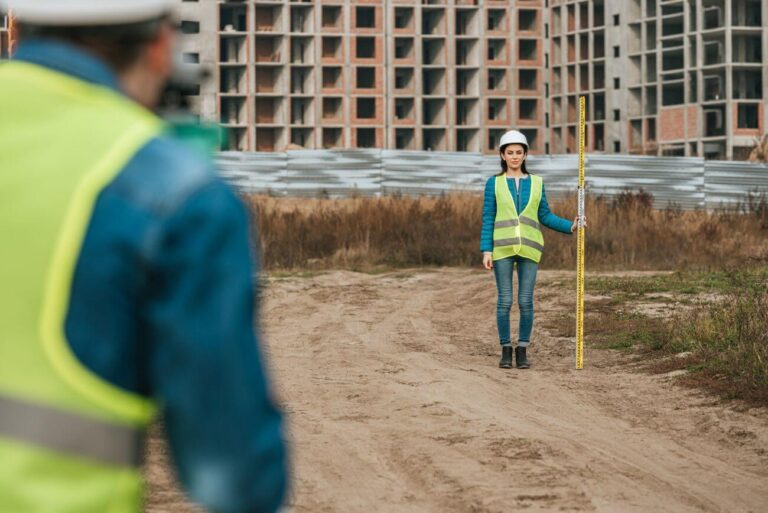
xmin=480 ymin=130 xmax=581 ymax=369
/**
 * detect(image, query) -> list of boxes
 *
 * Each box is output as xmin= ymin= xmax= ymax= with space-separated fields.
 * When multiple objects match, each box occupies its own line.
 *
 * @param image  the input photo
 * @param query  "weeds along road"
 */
xmin=147 ymin=268 xmax=768 ymax=513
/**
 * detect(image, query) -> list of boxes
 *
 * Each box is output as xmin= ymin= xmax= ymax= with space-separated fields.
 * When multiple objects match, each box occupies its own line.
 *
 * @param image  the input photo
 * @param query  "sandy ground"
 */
xmin=146 ymin=269 xmax=768 ymax=513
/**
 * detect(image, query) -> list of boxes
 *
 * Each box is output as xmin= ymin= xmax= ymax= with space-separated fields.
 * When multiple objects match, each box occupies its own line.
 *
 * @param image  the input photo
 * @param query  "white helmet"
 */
xmin=1 ymin=0 xmax=177 ymax=25
xmin=498 ymin=130 xmax=528 ymax=150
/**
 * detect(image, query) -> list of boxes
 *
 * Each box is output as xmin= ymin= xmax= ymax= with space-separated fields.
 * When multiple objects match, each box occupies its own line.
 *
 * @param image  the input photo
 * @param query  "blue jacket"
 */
xmin=480 ymin=174 xmax=573 ymax=253
xmin=14 ymin=41 xmax=286 ymax=513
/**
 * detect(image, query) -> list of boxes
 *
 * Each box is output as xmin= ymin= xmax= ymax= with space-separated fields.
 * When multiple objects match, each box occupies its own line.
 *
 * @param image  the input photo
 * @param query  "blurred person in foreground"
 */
xmin=0 ymin=1 xmax=286 ymax=512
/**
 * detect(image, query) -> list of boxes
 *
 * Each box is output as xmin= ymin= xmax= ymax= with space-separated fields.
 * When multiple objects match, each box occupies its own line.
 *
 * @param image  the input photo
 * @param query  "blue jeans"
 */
xmin=493 ymin=256 xmax=538 ymax=347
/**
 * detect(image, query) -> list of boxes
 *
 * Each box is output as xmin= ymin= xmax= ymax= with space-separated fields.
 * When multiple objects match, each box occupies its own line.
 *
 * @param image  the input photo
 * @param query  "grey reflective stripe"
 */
xmin=520 ymin=217 xmax=541 ymax=230
xmin=494 ymin=219 xmax=519 ymax=229
xmin=494 ymin=237 xmax=544 ymax=253
xmin=521 ymin=238 xmax=544 ymax=252
xmin=494 ymin=237 xmax=521 ymax=248
xmin=0 ymin=393 xmax=144 ymax=467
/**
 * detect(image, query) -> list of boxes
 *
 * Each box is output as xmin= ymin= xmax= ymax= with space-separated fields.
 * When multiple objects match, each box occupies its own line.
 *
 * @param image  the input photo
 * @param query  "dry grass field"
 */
xmin=246 ymin=191 xmax=768 ymax=271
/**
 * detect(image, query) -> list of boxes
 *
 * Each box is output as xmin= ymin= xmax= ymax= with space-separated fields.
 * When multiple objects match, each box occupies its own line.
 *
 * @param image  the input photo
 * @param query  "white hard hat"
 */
xmin=1 ymin=0 xmax=177 ymax=25
xmin=498 ymin=130 xmax=528 ymax=150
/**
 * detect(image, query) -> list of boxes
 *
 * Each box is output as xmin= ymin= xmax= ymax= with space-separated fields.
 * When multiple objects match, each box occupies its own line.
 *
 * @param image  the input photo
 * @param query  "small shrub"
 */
xmin=586 ymin=268 xmax=768 ymax=406
xmin=657 ymin=269 xmax=768 ymax=404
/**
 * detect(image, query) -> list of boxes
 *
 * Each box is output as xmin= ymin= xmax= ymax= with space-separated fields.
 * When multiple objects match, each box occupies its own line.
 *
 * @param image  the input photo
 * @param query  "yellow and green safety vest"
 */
xmin=0 ymin=61 xmax=162 ymax=512
xmin=492 ymin=174 xmax=545 ymax=263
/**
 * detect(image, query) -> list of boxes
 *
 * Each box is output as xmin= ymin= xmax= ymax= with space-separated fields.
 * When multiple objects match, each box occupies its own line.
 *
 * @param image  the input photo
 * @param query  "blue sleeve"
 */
xmin=146 ymin=181 xmax=287 ymax=513
xmin=538 ymin=184 xmax=574 ymax=234
xmin=480 ymin=177 xmax=496 ymax=252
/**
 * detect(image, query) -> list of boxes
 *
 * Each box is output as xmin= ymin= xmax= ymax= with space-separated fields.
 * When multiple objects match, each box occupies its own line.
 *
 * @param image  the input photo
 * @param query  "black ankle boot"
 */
xmin=515 ymin=346 xmax=530 ymax=369
xmin=499 ymin=346 xmax=513 ymax=369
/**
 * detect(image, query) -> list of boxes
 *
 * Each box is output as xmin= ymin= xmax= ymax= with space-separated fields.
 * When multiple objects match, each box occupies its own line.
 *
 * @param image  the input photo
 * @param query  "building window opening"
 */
xmin=356 ymin=37 xmax=375 ymax=59
xmin=357 ymin=97 xmax=376 ymax=119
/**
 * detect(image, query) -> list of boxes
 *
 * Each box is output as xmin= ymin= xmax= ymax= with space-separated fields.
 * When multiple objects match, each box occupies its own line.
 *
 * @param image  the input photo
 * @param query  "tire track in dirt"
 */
xmin=263 ymin=269 xmax=768 ymax=513
xmin=146 ymin=269 xmax=768 ymax=513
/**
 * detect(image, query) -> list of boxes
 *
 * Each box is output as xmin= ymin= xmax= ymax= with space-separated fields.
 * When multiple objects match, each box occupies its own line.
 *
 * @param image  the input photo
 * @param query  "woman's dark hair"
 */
xmin=17 ymin=16 xmax=169 ymax=72
xmin=498 ymin=143 xmax=529 ymax=175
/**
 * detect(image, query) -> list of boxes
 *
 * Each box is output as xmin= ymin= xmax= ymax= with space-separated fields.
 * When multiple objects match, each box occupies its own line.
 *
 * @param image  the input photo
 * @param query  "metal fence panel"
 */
xmin=216 ymin=152 xmax=286 ymax=195
xmin=704 ymin=160 xmax=768 ymax=210
xmin=215 ymin=149 xmax=767 ymax=209
xmin=382 ymin=150 xmax=484 ymax=195
xmin=527 ymin=155 xmax=581 ymax=197
xmin=585 ymin=155 xmax=705 ymax=210
xmin=284 ymin=149 xmax=382 ymax=197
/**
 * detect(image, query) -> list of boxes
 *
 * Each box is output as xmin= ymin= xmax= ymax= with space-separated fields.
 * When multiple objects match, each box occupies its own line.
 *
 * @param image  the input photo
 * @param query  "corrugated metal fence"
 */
xmin=217 ymin=151 xmax=768 ymax=209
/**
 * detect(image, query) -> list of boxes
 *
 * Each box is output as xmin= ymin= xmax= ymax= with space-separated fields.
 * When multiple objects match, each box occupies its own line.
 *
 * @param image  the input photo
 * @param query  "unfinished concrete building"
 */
xmin=6 ymin=2 xmax=761 ymax=158
xmin=182 ymin=0 xmax=765 ymax=157
xmin=177 ymin=1 xmax=766 ymax=157
xmin=548 ymin=0 xmax=609 ymax=154
xmin=549 ymin=0 xmax=768 ymax=159
xmin=179 ymin=0 xmax=547 ymax=153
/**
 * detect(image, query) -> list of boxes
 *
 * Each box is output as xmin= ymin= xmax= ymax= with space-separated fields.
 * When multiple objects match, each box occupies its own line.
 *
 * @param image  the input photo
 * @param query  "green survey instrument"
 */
xmin=576 ymin=96 xmax=586 ymax=370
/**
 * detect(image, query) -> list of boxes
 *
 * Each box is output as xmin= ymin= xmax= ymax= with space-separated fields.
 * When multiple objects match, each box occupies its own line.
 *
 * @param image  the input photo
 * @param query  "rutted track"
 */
xmin=147 ymin=269 xmax=768 ymax=513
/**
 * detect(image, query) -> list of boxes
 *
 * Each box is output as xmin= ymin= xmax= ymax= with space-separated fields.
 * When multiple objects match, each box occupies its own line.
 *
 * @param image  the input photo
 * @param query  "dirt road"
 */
xmin=147 ymin=269 xmax=768 ymax=513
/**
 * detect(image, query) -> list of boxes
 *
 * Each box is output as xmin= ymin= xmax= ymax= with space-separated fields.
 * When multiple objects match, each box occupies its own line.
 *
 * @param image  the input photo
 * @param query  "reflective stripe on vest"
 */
xmin=494 ymin=219 xmax=518 ymax=229
xmin=492 ymin=174 xmax=545 ymax=263
xmin=495 ymin=218 xmax=541 ymax=230
xmin=493 ymin=237 xmax=545 ymax=253
xmin=0 ymin=393 xmax=143 ymax=467
xmin=520 ymin=217 xmax=541 ymax=230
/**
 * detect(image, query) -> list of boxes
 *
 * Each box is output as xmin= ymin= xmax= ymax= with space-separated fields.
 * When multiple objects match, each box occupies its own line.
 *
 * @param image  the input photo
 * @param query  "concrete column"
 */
xmin=656 ymin=3 xmax=662 ymax=152
xmin=383 ymin=0 xmax=390 ymax=150
xmin=313 ymin=4 xmax=321 ymax=149
xmin=725 ymin=0 xmax=733 ymax=159
xmin=696 ymin=0 xmax=704 ymax=156
xmin=246 ymin=1 xmax=254 ymax=151
xmin=414 ymin=4 xmax=422 ymax=151
xmin=763 ymin=0 xmax=768 ymax=140
xmin=683 ymin=0 xmax=690 ymax=155
xmin=343 ymin=1 xmax=352 ymax=148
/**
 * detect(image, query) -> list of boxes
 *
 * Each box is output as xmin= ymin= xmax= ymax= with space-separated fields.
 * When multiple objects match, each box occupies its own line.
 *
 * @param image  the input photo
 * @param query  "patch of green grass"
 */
xmin=587 ymin=275 xmax=670 ymax=296
xmin=605 ymin=338 xmax=634 ymax=351
xmin=587 ymin=268 xmax=763 ymax=299
xmin=658 ymin=282 xmax=768 ymax=405
xmin=590 ymin=314 xmax=665 ymax=352
xmin=573 ymin=267 xmax=768 ymax=406
xmin=545 ymin=308 xmax=661 ymax=352
xmin=645 ymin=295 xmax=676 ymax=303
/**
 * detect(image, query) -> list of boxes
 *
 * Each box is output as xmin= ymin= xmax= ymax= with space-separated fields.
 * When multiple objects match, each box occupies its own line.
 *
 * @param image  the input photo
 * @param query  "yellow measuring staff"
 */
xmin=576 ymin=96 xmax=586 ymax=369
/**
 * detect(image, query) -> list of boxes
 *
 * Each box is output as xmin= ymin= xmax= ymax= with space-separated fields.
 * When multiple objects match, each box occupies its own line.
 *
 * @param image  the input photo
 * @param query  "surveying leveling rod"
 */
xmin=576 ymin=96 xmax=586 ymax=370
